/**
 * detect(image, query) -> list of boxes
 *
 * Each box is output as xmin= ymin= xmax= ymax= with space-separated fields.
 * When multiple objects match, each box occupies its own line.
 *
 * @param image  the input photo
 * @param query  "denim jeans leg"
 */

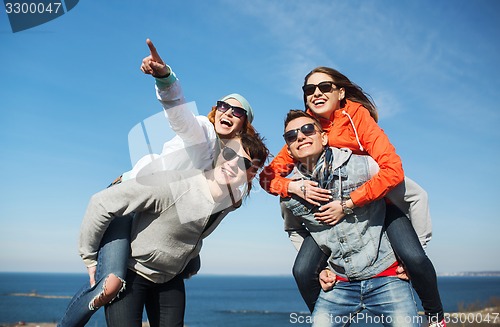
xmin=105 ymin=270 xmax=149 ymax=327
xmin=312 ymin=281 xmax=363 ymax=327
xmin=57 ymin=215 xmax=132 ymax=327
xmin=105 ymin=271 xmax=186 ymax=327
xmin=312 ymin=278 xmax=420 ymax=327
xmin=384 ymin=204 xmax=444 ymax=321
xmin=361 ymin=277 xmax=420 ymax=327
xmin=293 ymin=234 xmax=329 ymax=313
xmin=145 ymin=274 xmax=186 ymax=327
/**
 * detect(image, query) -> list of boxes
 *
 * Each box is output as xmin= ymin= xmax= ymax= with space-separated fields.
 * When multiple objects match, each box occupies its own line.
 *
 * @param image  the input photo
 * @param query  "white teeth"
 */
xmin=221 ymin=118 xmax=233 ymax=126
xmin=221 ymin=166 xmax=235 ymax=178
xmin=297 ymin=143 xmax=311 ymax=150
xmin=314 ymin=100 xmax=326 ymax=105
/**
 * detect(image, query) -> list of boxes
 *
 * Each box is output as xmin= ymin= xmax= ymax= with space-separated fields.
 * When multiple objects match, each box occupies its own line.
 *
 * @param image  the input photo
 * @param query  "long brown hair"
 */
xmin=239 ymin=132 xmax=269 ymax=196
xmin=303 ymin=67 xmax=378 ymax=122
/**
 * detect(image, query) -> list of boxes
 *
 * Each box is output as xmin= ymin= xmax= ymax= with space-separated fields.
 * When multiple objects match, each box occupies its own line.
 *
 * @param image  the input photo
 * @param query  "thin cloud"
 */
xmin=245 ymin=1 xmax=496 ymax=133
xmin=371 ymin=90 xmax=402 ymax=119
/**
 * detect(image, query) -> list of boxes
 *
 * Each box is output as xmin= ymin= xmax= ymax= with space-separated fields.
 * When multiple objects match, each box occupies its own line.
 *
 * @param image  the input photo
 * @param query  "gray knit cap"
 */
xmin=219 ymin=93 xmax=254 ymax=123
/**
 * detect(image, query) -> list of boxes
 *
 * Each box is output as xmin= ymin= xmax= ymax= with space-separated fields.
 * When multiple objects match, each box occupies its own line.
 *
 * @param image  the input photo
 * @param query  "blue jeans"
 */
xmin=105 ymin=270 xmax=185 ymax=327
xmin=384 ymin=204 xmax=444 ymax=322
xmin=293 ymin=204 xmax=444 ymax=321
xmin=312 ymin=277 xmax=420 ymax=327
xmin=57 ymin=215 xmax=132 ymax=327
xmin=292 ymin=234 xmax=328 ymax=313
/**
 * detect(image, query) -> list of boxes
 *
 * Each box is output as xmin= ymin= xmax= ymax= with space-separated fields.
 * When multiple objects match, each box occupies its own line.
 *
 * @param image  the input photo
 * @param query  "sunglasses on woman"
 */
xmin=302 ymin=81 xmax=338 ymax=96
xmin=222 ymin=146 xmax=253 ymax=170
xmin=216 ymin=101 xmax=247 ymax=119
xmin=283 ymin=123 xmax=317 ymax=144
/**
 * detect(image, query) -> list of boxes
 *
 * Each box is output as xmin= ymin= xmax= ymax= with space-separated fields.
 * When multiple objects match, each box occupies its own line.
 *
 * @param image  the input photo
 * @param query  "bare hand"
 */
xmin=87 ymin=266 xmax=97 ymax=287
xmin=396 ymin=263 xmax=409 ymax=280
xmin=319 ymin=269 xmax=337 ymax=292
xmin=314 ymin=200 xmax=344 ymax=225
xmin=288 ymin=180 xmax=332 ymax=206
xmin=140 ymin=39 xmax=169 ymax=77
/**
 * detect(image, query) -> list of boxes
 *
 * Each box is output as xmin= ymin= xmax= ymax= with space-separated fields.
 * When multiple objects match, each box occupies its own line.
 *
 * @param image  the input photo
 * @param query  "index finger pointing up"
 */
xmin=146 ymin=38 xmax=164 ymax=64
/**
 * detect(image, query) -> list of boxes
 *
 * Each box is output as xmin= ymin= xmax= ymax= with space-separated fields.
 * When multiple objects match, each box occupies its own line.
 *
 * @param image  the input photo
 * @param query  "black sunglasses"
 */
xmin=216 ymin=101 xmax=247 ymax=119
xmin=222 ymin=147 xmax=253 ymax=170
xmin=283 ymin=123 xmax=317 ymax=144
xmin=302 ymin=81 xmax=338 ymax=96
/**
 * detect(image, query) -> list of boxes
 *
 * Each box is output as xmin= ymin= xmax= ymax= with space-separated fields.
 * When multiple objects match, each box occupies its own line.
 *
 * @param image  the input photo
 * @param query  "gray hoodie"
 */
xmin=79 ymin=169 xmax=236 ymax=283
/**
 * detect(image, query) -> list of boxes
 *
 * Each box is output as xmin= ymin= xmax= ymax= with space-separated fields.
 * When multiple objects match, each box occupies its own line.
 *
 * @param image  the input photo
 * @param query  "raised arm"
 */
xmin=140 ymin=38 xmax=170 ymax=78
xmin=140 ymin=38 xmax=186 ymax=110
xmin=140 ymin=39 xmax=212 ymax=148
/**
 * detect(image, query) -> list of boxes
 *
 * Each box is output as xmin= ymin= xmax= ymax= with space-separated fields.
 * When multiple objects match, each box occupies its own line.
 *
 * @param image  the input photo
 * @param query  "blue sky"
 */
xmin=1 ymin=0 xmax=499 ymax=275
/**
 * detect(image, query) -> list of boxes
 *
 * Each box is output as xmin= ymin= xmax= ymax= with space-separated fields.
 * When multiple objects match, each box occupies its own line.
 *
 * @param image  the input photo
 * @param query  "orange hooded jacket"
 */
xmin=259 ymin=99 xmax=404 ymax=207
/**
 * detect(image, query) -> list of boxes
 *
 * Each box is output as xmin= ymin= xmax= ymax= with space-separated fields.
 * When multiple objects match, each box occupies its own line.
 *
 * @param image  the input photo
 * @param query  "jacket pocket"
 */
xmin=287 ymin=198 xmax=315 ymax=217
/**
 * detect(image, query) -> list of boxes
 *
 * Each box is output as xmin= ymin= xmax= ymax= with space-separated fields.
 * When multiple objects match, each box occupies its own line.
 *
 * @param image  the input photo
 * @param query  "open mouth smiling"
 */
xmin=297 ymin=142 xmax=312 ymax=150
xmin=220 ymin=118 xmax=233 ymax=127
xmin=313 ymin=99 xmax=326 ymax=106
xmin=221 ymin=165 xmax=237 ymax=178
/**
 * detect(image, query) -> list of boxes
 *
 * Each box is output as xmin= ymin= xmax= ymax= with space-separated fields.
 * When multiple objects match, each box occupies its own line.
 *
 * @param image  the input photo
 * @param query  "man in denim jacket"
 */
xmin=280 ymin=110 xmax=420 ymax=327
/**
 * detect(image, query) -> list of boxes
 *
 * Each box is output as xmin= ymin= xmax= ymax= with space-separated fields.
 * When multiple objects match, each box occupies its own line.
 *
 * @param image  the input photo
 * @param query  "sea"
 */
xmin=0 ymin=273 xmax=499 ymax=326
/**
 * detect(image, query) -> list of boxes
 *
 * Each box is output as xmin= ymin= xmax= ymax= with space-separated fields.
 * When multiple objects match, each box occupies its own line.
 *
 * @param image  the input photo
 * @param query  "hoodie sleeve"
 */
xmin=78 ymin=179 xmax=166 ymax=267
xmin=154 ymin=66 xmax=186 ymax=110
xmin=259 ymin=144 xmax=297 ymax=197
xmin=154 ymin=69 xmax=214 ymax=150
xmin=348 ymin=107 xmax=404 ymax=207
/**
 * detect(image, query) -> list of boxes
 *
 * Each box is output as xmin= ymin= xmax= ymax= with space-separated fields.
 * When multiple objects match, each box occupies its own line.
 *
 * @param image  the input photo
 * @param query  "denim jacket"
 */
xmin=281 ymin=147 xmax=396 ymax=280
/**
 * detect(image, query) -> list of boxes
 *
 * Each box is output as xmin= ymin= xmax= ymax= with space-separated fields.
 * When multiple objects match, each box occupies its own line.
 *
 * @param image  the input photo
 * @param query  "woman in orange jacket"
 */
xmin=260 ymin=67 xmax=445 ymax=326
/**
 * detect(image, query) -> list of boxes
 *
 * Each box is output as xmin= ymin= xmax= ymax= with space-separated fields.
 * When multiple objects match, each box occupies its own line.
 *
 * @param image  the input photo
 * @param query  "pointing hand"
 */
xmin=140 ymin=38 xmax=170 ymax=77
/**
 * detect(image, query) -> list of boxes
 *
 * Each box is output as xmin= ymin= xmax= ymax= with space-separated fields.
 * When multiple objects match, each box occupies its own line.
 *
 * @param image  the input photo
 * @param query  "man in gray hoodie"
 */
xmin=67 ymin=134 xmax=268 ymax=327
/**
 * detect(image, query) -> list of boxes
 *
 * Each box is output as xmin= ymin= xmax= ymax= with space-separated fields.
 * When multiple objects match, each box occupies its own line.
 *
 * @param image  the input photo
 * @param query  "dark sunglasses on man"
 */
xmin=283 ymin=123 xmax=318 ymax=144
xmin=216 ymin=101 xmax=247 ymax=119
xmin=221 ymin=146 xmax=253 ymax=170
xmin=302 ymin=81 xmax=338 ymax=96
